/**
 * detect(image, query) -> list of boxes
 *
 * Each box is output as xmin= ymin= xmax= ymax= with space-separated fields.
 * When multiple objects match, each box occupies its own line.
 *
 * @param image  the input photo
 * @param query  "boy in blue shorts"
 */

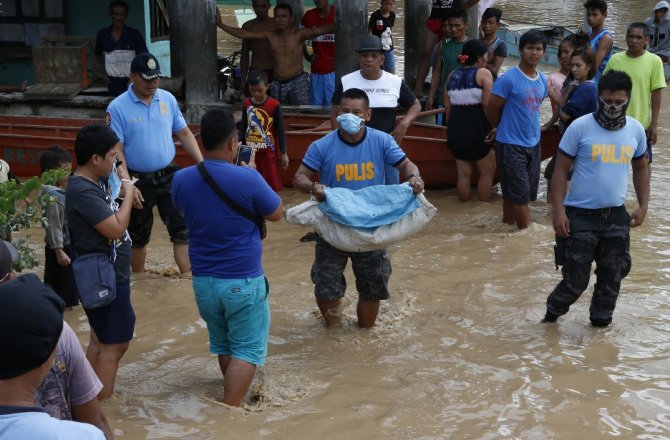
xmin=486 ymin=29 xmax=548 ymax=229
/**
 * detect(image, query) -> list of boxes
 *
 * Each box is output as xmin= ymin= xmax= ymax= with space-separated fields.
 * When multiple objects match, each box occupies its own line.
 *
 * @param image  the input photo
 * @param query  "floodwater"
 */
xmin=19 ymin=0 xmax=670 ymax=438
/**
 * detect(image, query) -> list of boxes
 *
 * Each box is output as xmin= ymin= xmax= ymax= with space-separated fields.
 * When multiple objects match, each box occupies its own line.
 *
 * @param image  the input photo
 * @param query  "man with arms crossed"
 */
xmin=216 ymin=3 xmax=335 ymax=105
xmin=172 ymin=109 xmax=283 ymax=406
xmin=542 ymin=71 xmax=649 ymax=327
xmin=108 ymin=53 xmax=203 ymax=274
xmin=294 ymin=88 xmax=424 ymax=328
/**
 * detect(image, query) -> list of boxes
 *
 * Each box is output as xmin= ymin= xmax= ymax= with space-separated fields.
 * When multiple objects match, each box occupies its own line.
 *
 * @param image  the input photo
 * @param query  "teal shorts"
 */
xmin=192 ymin=275 xmax=270 ymax=366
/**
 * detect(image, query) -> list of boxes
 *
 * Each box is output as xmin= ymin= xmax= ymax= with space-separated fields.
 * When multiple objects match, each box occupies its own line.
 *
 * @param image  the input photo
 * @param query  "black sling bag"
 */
xmin=196 ymin=162 xmax=267 ymax=239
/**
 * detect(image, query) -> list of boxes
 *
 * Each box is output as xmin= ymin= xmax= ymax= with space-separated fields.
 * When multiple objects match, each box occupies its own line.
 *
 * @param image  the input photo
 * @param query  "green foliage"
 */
xmin=0 ymin=169 xmax=69 ymax=272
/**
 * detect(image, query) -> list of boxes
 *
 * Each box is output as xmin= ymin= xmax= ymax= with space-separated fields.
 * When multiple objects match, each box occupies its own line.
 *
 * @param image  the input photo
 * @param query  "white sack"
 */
xmin=285 ymin=193 xmax=437 ymax=252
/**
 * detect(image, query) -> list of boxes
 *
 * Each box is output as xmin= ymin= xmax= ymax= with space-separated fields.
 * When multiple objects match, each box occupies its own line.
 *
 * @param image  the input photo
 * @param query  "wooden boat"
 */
xmin=0 ymin=114 xmax=560 ymax=189
xmin=497 ymin=21 xmax=634 ymax=69
xmin=496 ymin=22 xmax=576 ymax=67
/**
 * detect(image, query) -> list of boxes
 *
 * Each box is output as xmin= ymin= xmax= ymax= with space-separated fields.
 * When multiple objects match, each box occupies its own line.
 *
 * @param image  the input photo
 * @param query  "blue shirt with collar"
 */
xmin=106 ymin=85 xmax=187 ymax=172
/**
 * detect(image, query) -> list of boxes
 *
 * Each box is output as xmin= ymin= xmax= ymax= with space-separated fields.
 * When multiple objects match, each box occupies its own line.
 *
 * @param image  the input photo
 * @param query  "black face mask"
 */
xmin=593 ymin=97 xmax=629 ymax=130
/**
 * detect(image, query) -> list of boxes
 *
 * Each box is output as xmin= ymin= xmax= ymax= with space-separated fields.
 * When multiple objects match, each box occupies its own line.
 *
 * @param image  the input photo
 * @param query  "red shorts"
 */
xmin=254 ymin=148 xmax=282 ymax=192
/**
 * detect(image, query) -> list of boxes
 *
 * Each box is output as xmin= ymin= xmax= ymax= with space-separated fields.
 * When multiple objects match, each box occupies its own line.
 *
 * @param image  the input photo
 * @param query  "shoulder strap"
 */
xmin=196 ymin=162 xmax=264 ymax=228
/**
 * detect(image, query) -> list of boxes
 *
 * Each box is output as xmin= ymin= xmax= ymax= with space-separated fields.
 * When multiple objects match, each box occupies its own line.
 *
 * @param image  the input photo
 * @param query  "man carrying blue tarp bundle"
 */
xmin=293 ymin=88 xmax=424 ymax=328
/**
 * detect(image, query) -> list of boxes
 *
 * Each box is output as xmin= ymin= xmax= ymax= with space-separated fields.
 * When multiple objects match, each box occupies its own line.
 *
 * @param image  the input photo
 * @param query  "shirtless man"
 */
xmin=240 ymin=0 xmax=276 ymax=89
xmin=216 ymin=3 xmax=335 ymax=105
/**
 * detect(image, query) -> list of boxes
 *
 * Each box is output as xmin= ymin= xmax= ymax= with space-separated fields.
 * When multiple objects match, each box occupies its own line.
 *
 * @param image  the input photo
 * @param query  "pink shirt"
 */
xmin=547 ymin=71 xmax=567 ymax=114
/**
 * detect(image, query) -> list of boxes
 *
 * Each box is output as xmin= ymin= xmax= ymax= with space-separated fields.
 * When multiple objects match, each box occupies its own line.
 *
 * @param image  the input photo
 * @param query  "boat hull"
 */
xmin=0 ymin=114 xmax=559 ymax=189
xmin=496 ymin=23 xmax=574 ymax=67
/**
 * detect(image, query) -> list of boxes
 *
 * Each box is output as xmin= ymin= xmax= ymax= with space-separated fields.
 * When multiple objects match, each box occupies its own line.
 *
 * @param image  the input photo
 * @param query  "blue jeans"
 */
xmin=192 ymin=275 xmax=270 ymax=366
xmin=383 ymin=49 xmax=396 ymax=73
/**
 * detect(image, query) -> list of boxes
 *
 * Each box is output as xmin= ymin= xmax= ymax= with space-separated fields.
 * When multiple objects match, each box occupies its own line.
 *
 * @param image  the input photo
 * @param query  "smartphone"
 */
xmin=236 ymin=145 xmax=253 ymax=165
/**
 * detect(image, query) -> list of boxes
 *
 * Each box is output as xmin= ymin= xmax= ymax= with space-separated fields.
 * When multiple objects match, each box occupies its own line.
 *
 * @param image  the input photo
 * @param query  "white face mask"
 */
xmin=108 ymin=160 xmax=121 ymax=200
xmin=337 ymin=113 xmax=364 ymax=134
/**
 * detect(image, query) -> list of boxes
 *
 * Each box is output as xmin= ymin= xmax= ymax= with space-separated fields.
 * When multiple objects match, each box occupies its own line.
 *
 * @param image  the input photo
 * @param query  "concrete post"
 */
xmin=168 ymin=0 xmax=218 ymax=107
xmin=283 ymin=0 xmax=304 ymax=27
xmin=404 ymin=0 xmax=431 ymax=86
xmin=334 ymin=0 xmax=367 ymax=78
xmin=466 ymin=6 xmax=479 ymax=40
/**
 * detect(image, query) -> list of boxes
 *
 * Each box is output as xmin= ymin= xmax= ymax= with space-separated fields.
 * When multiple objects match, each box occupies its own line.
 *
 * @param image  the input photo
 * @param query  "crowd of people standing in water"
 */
xmin=0 ymin=0 xmax=668 ymax=437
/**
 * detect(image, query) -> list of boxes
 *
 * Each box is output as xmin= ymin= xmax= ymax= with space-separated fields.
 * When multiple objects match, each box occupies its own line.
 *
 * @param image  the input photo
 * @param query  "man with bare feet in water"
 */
xmin=216 ymin=3 xmax=334 ymax=105
xmin=293 ymin=88 xmax=424 ymax=328
xmin=173 ymin=109 xmax=283 ymax=406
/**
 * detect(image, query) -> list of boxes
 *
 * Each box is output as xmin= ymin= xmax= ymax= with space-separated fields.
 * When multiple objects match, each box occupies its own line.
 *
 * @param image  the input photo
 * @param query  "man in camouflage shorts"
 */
xmin=292 ymin=88 xmax=424 ymax=328
xmin=543 ymin=71 xmax=650 ymax=327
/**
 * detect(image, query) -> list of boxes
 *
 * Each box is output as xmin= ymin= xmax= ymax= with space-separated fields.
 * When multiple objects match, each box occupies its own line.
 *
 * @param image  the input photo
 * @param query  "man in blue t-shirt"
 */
xmin=293 ymin=88 xmax=424 ymax=328
xmin=109 ymin=53 xmax=203 ymax=275
xmin=172 ymin=109 xmax=283 ymax=407
xmin=95 ymin=1 xmax=148 ymax=97
xmin=543 ymin=71 xmax=650 ymax=327
xmin=486 ymin=29 xmax=548 ymax=230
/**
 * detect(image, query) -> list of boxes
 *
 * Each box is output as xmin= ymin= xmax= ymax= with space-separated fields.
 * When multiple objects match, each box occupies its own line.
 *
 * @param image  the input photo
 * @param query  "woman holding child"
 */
xmin=66 ymin=125 xmax=136 ymax=400
xmin=543 ymin=46 xmax=599 ymax=197
xmin=548 ymin=46 xmax=599 ymax=134
xmin=443 ymin=39 xmax=496 ymax=202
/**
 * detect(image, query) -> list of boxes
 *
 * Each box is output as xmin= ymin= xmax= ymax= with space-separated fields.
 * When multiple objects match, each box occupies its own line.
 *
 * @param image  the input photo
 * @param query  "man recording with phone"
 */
xmin=172 ymin=108 xmax=283 ymax=406
xmin=236 ymin=144 xmax=255 ymax=167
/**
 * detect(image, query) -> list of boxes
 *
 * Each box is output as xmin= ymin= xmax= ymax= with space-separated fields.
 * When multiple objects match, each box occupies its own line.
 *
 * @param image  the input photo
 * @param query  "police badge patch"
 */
xmin=105 ymin=112 xmax=111 ymax=126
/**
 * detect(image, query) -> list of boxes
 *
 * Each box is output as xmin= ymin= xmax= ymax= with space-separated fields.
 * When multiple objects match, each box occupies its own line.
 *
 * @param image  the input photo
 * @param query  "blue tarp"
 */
xmin=318 ymin=184 xmax=420 ymax=229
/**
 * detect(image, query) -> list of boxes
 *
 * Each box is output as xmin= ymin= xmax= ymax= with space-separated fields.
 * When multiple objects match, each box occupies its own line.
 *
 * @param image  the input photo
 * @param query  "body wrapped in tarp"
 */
xmin=285 ymin=184 xmax=437 ymax=252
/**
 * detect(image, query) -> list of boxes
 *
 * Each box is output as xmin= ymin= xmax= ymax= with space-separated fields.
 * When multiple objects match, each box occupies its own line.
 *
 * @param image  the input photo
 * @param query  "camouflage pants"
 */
xmin=547 ymin=207 xmax=632 ymax=325
xmin=311 ymin=237 xmax=392 ymax=301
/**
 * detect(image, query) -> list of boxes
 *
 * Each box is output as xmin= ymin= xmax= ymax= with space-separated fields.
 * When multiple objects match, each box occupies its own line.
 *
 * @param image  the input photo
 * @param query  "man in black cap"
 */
xmin=107 ymin=52 xmax=203 ymax=275
xmin=0 ymin=239 xmax=18 ymax=283
xmin=0 ymin=240 xmax=113 ymax=438
xmin=0 ymin=274 xmax=105 ymax=439
xmin=330 ymin=34 xmax=421 ymax=185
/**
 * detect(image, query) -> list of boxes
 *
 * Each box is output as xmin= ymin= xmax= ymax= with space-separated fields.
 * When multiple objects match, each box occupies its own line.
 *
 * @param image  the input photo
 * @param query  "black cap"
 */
xmin=0 ymin=240 xmax=18 ymax=281
xmin=130 ymin=52 xmax=162 ymax=80
xmin=0 ymin=273 xmax=64 ymax=379
xmin=357 ymin=35 xmax=384 ymax=53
